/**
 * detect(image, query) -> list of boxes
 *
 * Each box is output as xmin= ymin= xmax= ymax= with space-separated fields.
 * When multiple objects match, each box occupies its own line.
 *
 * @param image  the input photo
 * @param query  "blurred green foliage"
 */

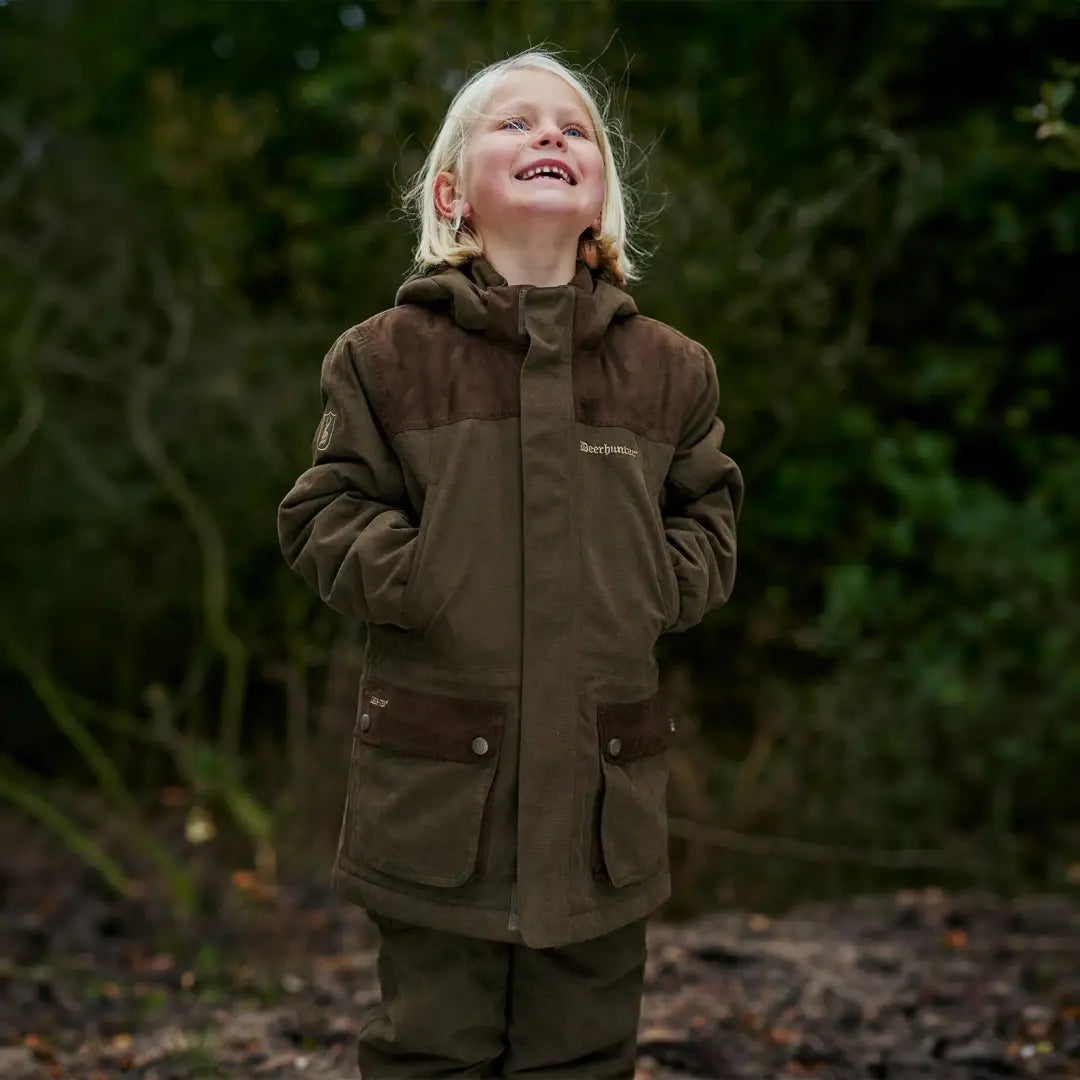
xmin=1018 ymin=60 xmax=1080 ymax=168
xmin=1 ymin=0 xmax=1077 ymax=911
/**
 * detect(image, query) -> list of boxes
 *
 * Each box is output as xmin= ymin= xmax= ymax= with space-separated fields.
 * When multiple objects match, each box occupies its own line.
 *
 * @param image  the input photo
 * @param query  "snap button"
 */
xmin=607 ymin=736 xmax=622 ymax=758
xmin=359 ymin=712 xmax=371 ymax=732
xmin=471 ymin=736 xmax=489 ymax=756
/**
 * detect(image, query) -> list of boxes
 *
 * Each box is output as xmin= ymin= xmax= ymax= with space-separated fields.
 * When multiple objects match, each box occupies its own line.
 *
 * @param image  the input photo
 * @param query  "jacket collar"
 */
xmin=395 ymin=258 xmax=637 ymax=350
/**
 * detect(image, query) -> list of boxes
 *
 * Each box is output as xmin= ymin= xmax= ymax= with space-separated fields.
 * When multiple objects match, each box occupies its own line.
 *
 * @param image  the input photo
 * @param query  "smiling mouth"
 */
xmin=515 ymin=164 xmax=576 ymax=185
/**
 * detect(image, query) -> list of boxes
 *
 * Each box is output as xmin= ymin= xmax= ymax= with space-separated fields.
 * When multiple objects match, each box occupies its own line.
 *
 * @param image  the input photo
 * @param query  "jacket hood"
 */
xmin=394 ymin=258 xmax=637 ymax=350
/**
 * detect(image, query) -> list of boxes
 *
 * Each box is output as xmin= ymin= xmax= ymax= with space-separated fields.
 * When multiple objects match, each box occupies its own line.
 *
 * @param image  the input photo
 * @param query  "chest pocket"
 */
xmin=595 ymin=692 xmax=675 ymax=888
xmin=343 ymin=679 xmax=504 ymax=888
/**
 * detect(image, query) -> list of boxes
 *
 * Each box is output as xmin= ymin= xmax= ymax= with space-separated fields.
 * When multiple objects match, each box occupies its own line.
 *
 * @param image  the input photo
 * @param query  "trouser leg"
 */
xmin=356 ymin=914 xmax=509 ymax=1078
xmin=500 ymin=917 xmax=648 ymax=1079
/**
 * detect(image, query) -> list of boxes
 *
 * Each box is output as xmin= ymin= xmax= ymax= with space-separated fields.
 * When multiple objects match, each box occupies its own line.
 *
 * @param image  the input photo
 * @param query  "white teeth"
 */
xmin=519 ymin=165 xmax=572 ymax=183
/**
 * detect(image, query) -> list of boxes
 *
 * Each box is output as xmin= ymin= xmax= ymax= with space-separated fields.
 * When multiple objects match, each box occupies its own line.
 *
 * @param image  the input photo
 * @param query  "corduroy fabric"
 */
xmin=356 ymin=913 xmax=647 ymax=1078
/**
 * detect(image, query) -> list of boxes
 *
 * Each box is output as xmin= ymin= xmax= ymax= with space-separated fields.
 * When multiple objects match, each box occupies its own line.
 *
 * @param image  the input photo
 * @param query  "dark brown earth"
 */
xmin=3 ymin=810 xmax=1079 ymax=1080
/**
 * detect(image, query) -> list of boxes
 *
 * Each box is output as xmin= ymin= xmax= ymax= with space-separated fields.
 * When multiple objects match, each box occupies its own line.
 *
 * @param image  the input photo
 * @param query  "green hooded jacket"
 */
xmin=278 ymin=259 xmax=743 ymax=948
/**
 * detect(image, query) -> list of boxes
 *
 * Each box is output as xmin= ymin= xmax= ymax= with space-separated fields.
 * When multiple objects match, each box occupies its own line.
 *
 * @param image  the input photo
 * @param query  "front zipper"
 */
xmin=508 ymin=286 xmax=526 ymax=934
xmin=517 ymin=287 xmax=530 ymax=336
xmin=507 ymin=881 xmax=519 ymax=932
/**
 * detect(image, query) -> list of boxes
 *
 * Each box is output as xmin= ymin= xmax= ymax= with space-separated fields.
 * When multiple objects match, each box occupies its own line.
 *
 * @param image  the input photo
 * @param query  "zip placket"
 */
xmin=508 ymin=882 xmax=519 ymax=932
xmin=515 ymin=284 xmax=579 ymax=946
xmin=517 ymin=285 xmax=531 ymax=336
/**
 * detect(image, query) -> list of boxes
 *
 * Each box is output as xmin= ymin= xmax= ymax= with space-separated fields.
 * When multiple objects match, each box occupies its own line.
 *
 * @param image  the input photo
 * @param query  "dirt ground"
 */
xmin=2 ymin=811 xmax=1079 ymax=1080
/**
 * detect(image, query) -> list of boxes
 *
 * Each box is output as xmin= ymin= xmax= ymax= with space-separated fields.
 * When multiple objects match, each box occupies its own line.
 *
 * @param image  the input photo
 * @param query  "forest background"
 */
xmin=1 ymin=0 xmax=1078 ymax=922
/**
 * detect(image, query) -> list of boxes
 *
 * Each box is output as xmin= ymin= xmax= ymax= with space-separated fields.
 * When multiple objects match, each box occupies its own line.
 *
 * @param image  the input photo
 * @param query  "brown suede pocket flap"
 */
xmin=357 ymin=679 xmax=505 ymax=763
xmin=597 ymin=692 xmax=674 ymax=764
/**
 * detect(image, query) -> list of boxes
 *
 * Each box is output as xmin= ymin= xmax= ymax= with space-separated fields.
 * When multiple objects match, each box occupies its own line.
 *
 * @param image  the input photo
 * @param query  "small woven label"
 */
xmin=315 ymin=410 xmax=336 ymax=450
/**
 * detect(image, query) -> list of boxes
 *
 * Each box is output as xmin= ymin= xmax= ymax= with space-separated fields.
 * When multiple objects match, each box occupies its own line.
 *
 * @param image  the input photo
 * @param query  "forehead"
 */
xmin=484 ymin=68 xmax=592 ymax=118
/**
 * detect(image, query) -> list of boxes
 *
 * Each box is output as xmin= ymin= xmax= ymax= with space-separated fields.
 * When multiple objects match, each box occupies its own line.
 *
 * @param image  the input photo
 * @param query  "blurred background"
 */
xmin=1 ymin=0 xmax=1077 ymax=922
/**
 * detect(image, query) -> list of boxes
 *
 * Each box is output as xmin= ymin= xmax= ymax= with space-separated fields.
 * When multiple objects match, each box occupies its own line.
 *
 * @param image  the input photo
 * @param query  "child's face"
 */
xmin=457 ymin=68 xmax=605 ymax=246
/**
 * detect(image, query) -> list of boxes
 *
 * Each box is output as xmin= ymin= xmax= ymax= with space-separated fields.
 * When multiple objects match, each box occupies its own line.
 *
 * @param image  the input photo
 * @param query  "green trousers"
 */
xmin=356 ymin=913 xmax=648 ymax=1078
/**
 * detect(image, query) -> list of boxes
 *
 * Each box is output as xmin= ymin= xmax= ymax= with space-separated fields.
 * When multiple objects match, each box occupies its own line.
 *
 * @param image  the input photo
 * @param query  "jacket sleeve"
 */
xmin=277 ymin=327 xmax=419 ymax=627
xmin=662 ymin=347 xmax=745 ymax=632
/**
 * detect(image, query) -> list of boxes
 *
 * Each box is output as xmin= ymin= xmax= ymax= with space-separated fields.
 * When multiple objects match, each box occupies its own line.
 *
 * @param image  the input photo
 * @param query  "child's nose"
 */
xmin=533 ymin=125 xmax=567 ymax=150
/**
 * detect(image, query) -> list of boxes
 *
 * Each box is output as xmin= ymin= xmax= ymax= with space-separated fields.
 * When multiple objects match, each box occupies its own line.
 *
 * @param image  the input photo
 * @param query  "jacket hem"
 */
xmin=332 ymin=863 xmax=524 ymax=943
xmin=331 ymin=863 xmax=670 ymax=949
xmin=522 ymin=870 xmax=670 ymax=948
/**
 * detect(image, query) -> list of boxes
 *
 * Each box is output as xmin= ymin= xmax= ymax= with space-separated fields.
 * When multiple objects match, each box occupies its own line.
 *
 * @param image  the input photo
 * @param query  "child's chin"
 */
xmin=510 ymin=193 xmax=587 ymax=219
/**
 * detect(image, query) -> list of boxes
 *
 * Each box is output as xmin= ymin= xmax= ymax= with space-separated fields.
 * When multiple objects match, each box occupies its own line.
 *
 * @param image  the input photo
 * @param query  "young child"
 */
xmin=278 ymin=49 xmax=743 ymax=1079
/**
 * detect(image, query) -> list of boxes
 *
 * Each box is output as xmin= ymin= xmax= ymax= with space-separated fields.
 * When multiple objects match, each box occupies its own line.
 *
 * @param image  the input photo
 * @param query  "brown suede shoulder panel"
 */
xmin=356 ymin=308 xmax=705 ymax=446
xmin=573 ymin=316 xmax=703 ymax=446
xmin=358 ymin=306 xmax=521 ymax=435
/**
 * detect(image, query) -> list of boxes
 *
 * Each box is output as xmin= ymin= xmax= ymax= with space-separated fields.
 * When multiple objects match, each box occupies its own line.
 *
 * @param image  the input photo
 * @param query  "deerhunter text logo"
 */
xmin=368 ymin=694 xmax=389 ymax=708
xmin=579 ymin=440 xmax=639 ymax=457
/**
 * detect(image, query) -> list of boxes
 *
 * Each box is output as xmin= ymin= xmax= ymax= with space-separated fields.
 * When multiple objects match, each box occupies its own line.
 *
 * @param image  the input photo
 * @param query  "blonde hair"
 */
xmin=404 ymin=49 xmax=639 ymax=284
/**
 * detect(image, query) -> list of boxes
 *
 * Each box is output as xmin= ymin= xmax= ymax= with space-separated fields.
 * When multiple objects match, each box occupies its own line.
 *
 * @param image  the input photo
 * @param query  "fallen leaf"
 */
xmin=232 ymin=869 xmax=257 ymax=889
xmin=639 ymin=1025 xmax=684 ymax=1041
xmin=943 ymin=928 xmax=968 ymax=948
xmin=767 ymin=1026 xmax=804 ymax=1046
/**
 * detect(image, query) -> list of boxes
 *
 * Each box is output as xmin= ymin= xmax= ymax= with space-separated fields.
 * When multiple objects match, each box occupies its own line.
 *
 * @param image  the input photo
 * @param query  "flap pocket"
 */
xmin=597 ymin=693 xmax=675 ymax=764
xmin=344 ymin=679 xmax=504 ymax=888
xmin=596 ymin=691 xmax=674 ymax=888
xmin=358 ymin=680 xmax=504 ymax=761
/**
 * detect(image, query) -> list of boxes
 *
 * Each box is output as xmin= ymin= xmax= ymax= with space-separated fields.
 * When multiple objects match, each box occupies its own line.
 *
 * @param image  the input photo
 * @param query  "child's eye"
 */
xmin=501 ymin=117 xmax=528 ymax=131
xmin=565 ymin=124 xmax=589 ymax=139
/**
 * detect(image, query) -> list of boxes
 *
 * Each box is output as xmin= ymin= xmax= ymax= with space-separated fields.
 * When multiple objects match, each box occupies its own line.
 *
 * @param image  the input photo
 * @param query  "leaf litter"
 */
xmin=2 ymin=810 xmax=1079 ymax=1079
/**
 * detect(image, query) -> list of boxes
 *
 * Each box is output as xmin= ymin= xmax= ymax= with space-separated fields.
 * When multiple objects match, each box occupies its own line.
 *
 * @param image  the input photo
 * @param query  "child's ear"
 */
xmin=433 ymin=172 xmax=462 ymax=220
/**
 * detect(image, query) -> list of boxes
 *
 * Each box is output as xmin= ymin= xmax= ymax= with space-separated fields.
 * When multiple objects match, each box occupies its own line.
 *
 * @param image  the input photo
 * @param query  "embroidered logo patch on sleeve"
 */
xmin=315 ymin=410 xmax=336 ymax=451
